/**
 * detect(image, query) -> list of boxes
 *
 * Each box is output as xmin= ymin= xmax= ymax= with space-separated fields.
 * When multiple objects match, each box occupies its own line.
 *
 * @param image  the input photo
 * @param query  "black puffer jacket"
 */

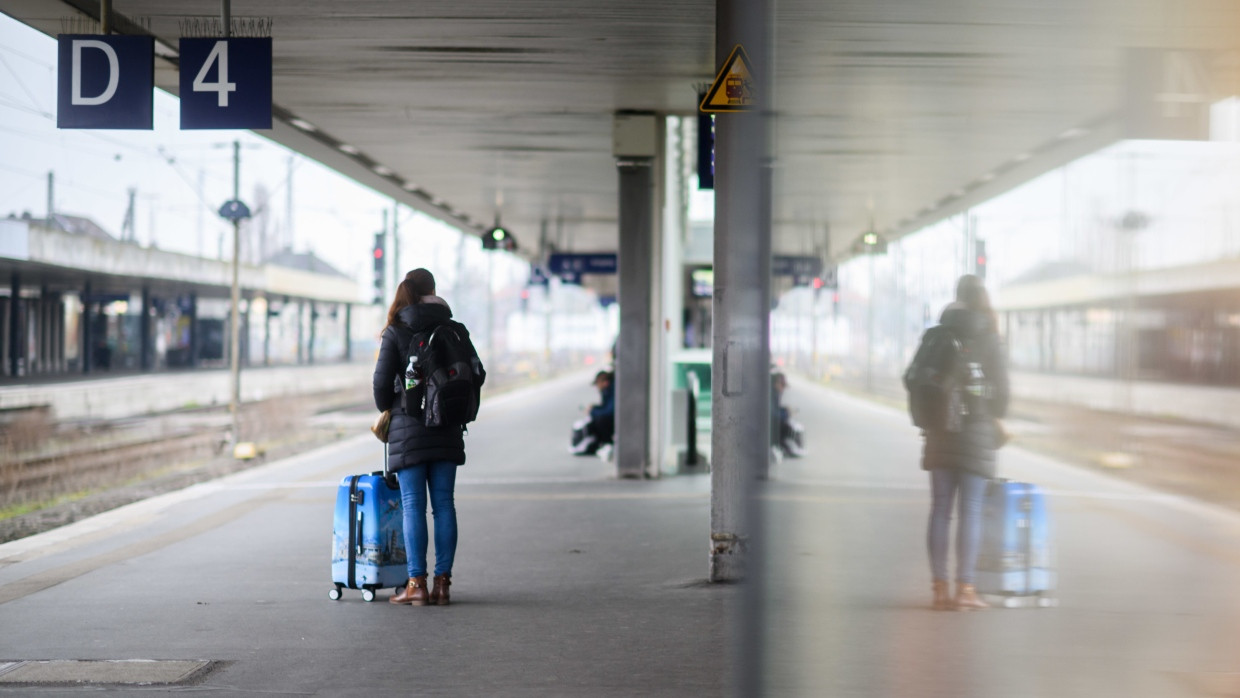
xmin=373 ymin=302 xmax=479 ymax=471
xmin=921 ymin=304 xmax=1010 ymax=479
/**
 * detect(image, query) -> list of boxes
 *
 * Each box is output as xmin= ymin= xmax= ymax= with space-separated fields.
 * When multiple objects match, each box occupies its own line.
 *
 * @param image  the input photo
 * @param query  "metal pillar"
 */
xmin=8 ymin=275 xmax=20 ymax=377
xmin=392 ymin=202 xmax=401 ymax=284
xmin=709 ymin=0 xmax=772 ymax=562
xmin=344 ymin=303 xmax=353 ymax=362
xmin=307 ymin=300 xmax=316 ymax=365
xmin=297 ymin=300 xmax=305 ymax=364
xmin=187 ymin=293 xmax=199 ymax=367
xmin=37 ymin=292 xmax=47 ymax=374
xmin=708 ymin=0 xmax=771 ymax=692
xmin=229 ymin=138 xmax=243 ymax=445
xmin=615 ymin=133 xmax=656 ymax=479
xmin=81 ymin=283 xmax=93 ymax=374
xmin=139 ymin=286 xmax=151 ymax=371
xmin=263 ymin=296 xmax=271 ymax=366
xmin=241 ymin=303 xmax=251 ymax=366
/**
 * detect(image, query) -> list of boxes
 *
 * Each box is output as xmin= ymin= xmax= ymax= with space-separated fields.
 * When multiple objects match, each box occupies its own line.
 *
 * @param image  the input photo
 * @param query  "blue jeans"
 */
xmin=396 ymin=461 xmax=458 ymax=578
xmin=927 ymin=469 xmax=988 ymax=585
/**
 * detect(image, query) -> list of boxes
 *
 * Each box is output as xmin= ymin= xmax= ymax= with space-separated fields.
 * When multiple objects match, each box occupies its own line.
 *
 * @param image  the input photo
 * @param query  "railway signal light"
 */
xmin=373 ymin=232 xmax=386 ymax=304
xmin=483 ymin=225 xmax=517 ymax=252
xmin=975 ymin=239 xmax=987 ymax=280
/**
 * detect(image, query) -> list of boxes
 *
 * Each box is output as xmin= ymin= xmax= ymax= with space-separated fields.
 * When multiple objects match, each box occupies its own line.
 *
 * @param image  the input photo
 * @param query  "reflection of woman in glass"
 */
xmin=923 ymin=275 xmax=1009 ymax=611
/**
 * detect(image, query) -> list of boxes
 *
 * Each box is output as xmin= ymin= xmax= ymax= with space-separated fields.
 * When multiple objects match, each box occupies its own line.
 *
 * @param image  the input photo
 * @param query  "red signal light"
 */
xmin=374 ymin=248 xmax=384 ymax=259
xmin=812 ymin=277 xmax=824 ymax=289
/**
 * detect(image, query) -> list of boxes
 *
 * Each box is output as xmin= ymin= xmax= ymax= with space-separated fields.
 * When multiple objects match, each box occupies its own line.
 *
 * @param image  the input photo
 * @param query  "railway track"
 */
xmin=1 ymin=428 xmax=228 ymax=508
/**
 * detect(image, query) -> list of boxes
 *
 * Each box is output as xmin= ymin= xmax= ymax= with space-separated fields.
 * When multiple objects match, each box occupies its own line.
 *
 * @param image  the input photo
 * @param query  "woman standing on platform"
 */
xmin=373 ymin=268 xmax=482 ymax=607
xmin=922 ymin=274 xmax=1009 ymax=611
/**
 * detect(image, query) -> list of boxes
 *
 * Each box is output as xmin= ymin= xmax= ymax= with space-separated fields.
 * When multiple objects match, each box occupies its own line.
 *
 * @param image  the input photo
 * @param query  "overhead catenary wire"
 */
xmin=0 ymin=53 xmax=48 ymax=115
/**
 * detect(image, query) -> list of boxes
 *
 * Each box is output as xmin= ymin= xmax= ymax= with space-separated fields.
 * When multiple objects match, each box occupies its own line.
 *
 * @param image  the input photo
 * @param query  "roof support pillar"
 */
xmin=8 ymin=275 xmax=20 ymax=377
xmin=139 ymin=285 xmax=151 ymax=371
xmin=187 ymin=293 xmax=199 ymax=367
xmin=81 ymin=282 xmax=93 ymax=374
xmin=344 ymin=303 xmax=353 ymax=362
xmin=307 ymin=300 xmax=316 ymax=365
xmin=708 ymin=0 xmax=772 ymax=690
xmin=614 ymin=112 xmax=660 ymax=479
xmin=263 ymin=296 xmax=272 ymax=366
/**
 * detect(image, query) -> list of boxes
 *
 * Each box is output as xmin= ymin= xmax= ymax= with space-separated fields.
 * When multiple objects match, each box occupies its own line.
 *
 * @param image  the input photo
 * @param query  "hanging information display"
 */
xmin=179 ymin=37 xmax=273 ymax=129
xmin=57 ymin=35 xmax=154 ymax=129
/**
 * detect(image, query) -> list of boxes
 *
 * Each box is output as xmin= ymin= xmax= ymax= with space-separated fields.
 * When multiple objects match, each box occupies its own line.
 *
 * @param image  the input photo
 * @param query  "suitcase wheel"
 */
xmin=328 ymin=585 xmax=343 ymax=601
xmin=361 ymin=588 xmax=376 ymax=602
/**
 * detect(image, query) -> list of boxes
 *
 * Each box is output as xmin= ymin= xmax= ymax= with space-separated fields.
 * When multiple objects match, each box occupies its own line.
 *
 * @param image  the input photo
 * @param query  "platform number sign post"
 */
xmin=179 ymin=38 xmax=272 ymax=129
xmin=57 ymin=35 xmax=154 ymax=129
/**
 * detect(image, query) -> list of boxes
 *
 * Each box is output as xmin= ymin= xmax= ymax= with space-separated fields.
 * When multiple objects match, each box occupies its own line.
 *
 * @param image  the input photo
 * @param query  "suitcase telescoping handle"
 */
xmin=380 ymin=442 xmax=399 ymax=490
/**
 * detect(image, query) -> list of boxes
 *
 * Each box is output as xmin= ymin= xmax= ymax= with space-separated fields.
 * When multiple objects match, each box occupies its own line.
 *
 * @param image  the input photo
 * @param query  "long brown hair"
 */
xmin=384 ymin=268 xmax=436 ymax=330
xmin=955 ymin=274 xmax=997 ymax=332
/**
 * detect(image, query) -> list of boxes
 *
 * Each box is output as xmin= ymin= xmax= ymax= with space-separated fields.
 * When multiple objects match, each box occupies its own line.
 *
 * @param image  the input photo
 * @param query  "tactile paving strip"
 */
xmin=0 ymin=660 xmax=214 ymax=685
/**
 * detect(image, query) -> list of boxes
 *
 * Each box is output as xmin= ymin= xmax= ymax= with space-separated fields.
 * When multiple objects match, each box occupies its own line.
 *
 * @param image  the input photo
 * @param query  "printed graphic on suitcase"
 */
xmin=977 ymin=479 xmax=1056 ymax=606
xmin=330 ymin=473 xmax=406 ymax=601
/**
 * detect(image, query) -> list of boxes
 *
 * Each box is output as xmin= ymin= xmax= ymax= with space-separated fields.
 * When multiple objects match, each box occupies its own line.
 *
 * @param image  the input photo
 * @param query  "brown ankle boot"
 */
xmin=955 ymin=583 xmax=989 ymax=611
xmin=430 ymin=574 xmax=451 ymax=606
xmin=932 ymin=580 xmax=952 ymax=611
xmin=389 ymin=576 xmax=429 ymax=606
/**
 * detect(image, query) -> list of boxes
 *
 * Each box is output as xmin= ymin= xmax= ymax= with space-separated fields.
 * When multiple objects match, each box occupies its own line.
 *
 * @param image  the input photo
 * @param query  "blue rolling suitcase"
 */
xmin=977 ymin=479 xmax=1057 ymax=607
xmin=329 ymin=451 xmax=407 ymax=602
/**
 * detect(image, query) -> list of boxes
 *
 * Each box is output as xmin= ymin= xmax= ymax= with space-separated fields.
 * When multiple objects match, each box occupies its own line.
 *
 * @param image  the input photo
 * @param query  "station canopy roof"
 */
xmin=5 ymin=0 xmax=1240 ymax=265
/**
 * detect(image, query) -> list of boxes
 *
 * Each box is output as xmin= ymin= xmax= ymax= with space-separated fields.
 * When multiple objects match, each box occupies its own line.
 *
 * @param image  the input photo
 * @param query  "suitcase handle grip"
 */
xmin=355 ymin=512 xmax=364 ymax=556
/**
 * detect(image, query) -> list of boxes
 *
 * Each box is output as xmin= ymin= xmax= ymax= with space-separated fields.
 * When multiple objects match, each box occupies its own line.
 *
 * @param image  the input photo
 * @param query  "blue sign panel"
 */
xmin=772 ymin=255 xmax=823 ymax=278
xmin=179 ymin=38 xmax=272 ymax=129
xmin=57 ymin=35 xmax=154 ymax=129
xmin=547 ymin=253 xmax=618 ymax=277
xmin=697 ymin=110 xmax=714 ymax=190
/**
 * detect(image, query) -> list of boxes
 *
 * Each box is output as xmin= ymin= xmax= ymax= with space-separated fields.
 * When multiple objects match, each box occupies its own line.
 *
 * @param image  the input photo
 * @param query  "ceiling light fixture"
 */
xmin=338 ymin=143 xmax=360 ymax=155
xmin=289 ymin=118 xmax=317 ymax=133
xmin=373 ymin=165 xmax=393 ymax=176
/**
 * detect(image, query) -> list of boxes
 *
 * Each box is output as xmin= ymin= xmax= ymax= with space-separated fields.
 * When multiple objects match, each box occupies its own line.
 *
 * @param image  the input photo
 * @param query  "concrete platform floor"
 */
xmin=2 ymin=369 xmax=1239 ymax=696
xmin=0 ymin=373 xmax=732 ymax=696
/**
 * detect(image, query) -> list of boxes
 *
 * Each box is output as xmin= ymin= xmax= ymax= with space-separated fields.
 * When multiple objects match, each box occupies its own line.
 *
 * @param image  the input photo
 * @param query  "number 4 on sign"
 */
xmin=194 ymin=41 xmax=237 ymax=107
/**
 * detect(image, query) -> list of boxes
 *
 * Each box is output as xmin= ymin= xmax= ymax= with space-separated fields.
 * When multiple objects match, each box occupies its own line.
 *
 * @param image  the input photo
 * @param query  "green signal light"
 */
xmin=863 ymin=232 xmax=878 ymax=246
xmin=492 ymin=228 xmax=506 ymax=240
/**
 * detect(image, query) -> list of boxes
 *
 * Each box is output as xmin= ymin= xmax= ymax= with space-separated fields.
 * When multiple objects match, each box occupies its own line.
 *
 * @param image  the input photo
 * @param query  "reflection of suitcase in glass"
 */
xmin=977 ymin=479 xmax=1057 ymax=607
xmin=329 ymin=453 xmax=406 ymax=602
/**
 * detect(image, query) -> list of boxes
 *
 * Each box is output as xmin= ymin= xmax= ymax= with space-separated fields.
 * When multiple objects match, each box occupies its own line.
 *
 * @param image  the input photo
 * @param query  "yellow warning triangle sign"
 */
xmin=700 ymin=45 xmax=755 ymax=113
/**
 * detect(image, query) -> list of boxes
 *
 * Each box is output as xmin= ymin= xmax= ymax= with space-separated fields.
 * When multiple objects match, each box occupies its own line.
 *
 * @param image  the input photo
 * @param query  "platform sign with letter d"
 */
xmin=179 ymin=38 xmax=272 ymax=129
xmin=57 ymin=35 xmax=154 ymax=129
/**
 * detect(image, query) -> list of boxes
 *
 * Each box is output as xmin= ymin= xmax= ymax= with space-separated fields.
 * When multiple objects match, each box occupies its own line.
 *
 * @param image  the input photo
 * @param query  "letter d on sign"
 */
xmin=72 ymin=40 xmax=119 ymax=105
xmin=58 ymin=34 xmax=154 ymax=129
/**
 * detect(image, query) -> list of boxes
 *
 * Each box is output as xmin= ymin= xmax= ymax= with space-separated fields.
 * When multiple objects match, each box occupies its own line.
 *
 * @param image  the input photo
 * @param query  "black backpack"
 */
xmin=903 ymin=325 xmax=988 ymax=432
xmin=401 ymin=323 xmax=485 ymax=428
